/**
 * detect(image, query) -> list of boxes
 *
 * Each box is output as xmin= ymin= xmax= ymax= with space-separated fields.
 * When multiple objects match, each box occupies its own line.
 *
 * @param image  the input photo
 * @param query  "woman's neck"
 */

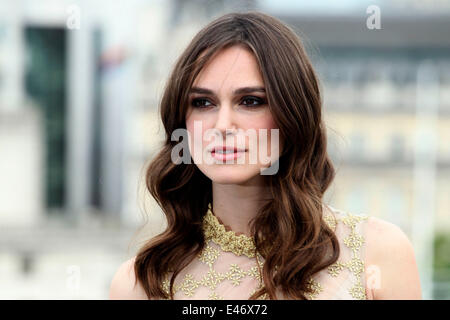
xmin=211 ymin=179 xmax=271 ymax=236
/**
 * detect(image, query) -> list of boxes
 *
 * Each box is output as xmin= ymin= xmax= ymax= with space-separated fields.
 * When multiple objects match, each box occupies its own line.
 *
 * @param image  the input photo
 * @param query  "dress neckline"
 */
xmin=202 ymin=203 xmax=258 ymax=258
xmin=201 ymin=202 xmax=338 ymax=259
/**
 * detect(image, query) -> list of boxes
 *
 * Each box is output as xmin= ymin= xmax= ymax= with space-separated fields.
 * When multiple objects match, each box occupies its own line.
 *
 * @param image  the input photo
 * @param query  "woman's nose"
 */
xmin=214 ymin=103 xmax=237 ymax=136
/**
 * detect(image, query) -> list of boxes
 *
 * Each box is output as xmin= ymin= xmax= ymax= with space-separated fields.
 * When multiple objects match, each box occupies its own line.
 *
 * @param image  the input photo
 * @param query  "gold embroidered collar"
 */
xmin=201 ymin=203 xmax=337 ymax=259
xmin=202 ymin=203 xmax=257 ymax=258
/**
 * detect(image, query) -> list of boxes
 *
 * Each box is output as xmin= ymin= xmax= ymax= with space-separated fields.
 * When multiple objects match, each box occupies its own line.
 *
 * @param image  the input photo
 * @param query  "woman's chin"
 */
xmin=203 ymin=168 xmax=259 ymax=185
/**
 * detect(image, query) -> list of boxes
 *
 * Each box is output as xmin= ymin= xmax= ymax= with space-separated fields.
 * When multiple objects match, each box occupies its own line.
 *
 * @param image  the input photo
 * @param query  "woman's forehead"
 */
xmin=192 ymin=45 xmax=264 ymax=91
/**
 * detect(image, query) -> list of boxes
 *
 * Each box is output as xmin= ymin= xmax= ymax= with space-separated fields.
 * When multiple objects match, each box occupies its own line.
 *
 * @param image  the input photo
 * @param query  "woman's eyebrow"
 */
xmin=189 ymin=86 xmax=266 ymax=95
xmin=234 ymin=86 xmax=266 ymax=95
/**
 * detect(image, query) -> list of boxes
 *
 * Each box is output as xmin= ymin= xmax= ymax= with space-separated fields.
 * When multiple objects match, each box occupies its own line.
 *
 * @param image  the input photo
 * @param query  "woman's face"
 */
xmin=185 ymin=45 xmax=281 ymax=185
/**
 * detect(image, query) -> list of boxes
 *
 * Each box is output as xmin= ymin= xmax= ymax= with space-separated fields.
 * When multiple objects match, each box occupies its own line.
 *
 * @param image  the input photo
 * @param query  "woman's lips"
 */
xmin=211 ymin=149 xmax=246 ymax=161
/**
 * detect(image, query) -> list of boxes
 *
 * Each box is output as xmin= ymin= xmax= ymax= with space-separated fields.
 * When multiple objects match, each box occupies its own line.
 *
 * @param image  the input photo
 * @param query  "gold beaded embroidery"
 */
xmin=161 ymin=204 xmax=368 ymax=300
xmin=202 ymin=203 xmax=257 ymax=258
xmin=325 ymin=210 xmax=369 ymax=300
xmin=323 ymin=211 xmax=338 ymax=231
xmin=305 ymin=278 xmax=323 ymax=300
xmin=208 ymin=291 xmax=224 ymax=300
xmin=161 ymin=241 xmax=265 ymax=299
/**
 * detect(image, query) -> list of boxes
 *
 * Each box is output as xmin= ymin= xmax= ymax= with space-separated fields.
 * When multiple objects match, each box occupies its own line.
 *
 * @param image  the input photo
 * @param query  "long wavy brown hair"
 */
xmin=134 ymin=11 xmax=339 ymax=300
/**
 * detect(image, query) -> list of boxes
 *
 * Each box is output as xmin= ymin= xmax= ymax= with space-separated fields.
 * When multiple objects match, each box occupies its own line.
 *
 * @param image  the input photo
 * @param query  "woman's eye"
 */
xmin=191 ymin=98 xmax=213 ymax=108
xmin=191 ymin=96 xmax=266 ymax=108
xmin=241 ymin=96 xmax=266 ymax=107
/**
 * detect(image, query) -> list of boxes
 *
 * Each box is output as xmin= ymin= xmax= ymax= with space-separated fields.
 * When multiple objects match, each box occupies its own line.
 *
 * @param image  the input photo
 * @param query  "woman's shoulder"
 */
xmin=322 ymin=204 xmax=421 ymax=299
xmin=324 ymin=204 xmax=415 ymax=259
xmin=361 ymin=214 xmax=422 ymax=299
xmin=364 ymin=215 xmax=416 ymax=263
xmin=109 ymin=256 xmax=148 ymax=300
xmin=366 ymin=217 xmax=422 ymax=300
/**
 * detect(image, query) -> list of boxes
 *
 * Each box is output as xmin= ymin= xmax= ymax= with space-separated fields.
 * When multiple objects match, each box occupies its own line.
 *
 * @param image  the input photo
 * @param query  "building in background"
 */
xmin=272 ymin=5 xmax=450 ymax=298
xmin=0 ymin=0 xmax=449 ymax=299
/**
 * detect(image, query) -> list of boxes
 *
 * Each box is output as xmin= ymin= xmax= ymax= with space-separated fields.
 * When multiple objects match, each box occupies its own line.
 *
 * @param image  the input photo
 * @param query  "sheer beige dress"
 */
xmin=160 ymin=203 xmax=370 ymax=300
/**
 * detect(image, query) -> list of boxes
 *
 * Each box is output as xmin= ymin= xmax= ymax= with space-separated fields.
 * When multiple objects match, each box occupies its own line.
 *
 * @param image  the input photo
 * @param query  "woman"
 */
xmin=109 ymin=12 xmax=421 ymax=300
